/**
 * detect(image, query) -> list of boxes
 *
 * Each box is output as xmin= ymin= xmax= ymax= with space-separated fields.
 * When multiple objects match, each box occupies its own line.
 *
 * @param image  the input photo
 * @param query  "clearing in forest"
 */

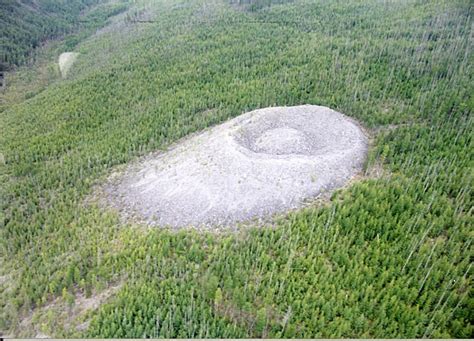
xmin=102 ymin=105 xmax=368 ymax=228
xmin=58 ymin=52 xmax=79 ymax=78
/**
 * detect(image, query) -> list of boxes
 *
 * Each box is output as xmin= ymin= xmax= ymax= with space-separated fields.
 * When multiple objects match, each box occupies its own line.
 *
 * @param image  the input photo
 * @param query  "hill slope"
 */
xmin=0 ymin=0 xmax=472 ymax=338
xmin=0 ymin=0 xmax=127 ymax=69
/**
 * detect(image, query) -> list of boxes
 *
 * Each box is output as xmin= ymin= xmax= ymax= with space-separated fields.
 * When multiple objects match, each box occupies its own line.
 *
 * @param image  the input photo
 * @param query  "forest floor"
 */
xmin=100 ymin=105 xmax=368 ymax=229
xmin=11 ymin=283 xmax=123 ymax=338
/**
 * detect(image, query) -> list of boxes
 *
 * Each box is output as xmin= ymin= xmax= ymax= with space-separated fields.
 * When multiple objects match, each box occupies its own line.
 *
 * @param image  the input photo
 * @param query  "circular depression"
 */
xmin=102 ymin=105 xmax=368 ymax=228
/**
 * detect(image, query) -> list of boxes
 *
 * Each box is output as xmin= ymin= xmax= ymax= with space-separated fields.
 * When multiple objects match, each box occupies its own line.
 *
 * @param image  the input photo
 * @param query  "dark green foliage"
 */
xmin=229 ymin=0 xmax=295 ymax=12
xmin=0 ymin=0 xmax=472 ymax=338
xmin=0 ymin=0 xmax=127 ymax=68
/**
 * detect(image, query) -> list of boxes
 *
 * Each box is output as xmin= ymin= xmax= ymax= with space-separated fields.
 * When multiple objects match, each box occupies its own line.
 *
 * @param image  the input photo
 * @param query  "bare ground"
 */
xmin=101 ymin=105 xmax=368 ymax=229
xmin=7 ymin=283 xmax=122 ymax=338
xmin=58 ymin=52 xmax=79 ymax=78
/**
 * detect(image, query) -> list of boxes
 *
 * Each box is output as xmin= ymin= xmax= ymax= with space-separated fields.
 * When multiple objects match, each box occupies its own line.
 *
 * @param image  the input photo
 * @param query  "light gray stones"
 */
xmin=103 ymin=105 xmax=368 ymax=228
xmin=58 ymin=52 xmax=79 ymax=78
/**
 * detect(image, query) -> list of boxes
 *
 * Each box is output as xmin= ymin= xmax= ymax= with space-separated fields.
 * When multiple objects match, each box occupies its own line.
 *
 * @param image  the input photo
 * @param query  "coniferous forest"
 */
xmin=0 ymin=0 xmax=127 ymax=69
xmin=0 ymin=0 xmax=472 ymax=338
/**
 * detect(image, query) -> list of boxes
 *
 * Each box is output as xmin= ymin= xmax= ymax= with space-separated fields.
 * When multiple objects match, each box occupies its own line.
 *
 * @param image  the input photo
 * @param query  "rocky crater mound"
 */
xmin=58 ymin=52 xmax=79 ymax=78
xmin=102 ymin=105 xmax=368 ymax=228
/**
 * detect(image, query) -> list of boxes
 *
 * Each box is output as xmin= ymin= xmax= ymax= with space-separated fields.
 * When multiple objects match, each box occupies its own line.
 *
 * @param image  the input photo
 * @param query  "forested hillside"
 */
xmin=0 ymin=0 xmax=472 ymax=338
xmin=0 ymin=0 xmax=128 ymax=69
xmin=229 ymin=0 xmax=295 ymax=11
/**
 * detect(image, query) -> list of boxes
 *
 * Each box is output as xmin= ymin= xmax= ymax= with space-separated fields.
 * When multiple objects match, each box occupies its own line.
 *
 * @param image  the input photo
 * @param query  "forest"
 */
xmin=0 ymin=0 xmax=128 ymax=70
xmin=0 ymin=0 xmax=472 ymax=338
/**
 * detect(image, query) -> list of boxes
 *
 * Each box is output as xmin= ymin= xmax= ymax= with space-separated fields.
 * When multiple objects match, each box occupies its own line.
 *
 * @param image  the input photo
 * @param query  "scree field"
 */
xmin=0 ymin=0 xmax=472 ymax=338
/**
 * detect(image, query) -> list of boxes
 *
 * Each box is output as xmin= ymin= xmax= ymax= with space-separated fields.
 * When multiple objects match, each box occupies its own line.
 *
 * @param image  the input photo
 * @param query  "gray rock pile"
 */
xmin=103 ymin=105 xmax=368 ymax=228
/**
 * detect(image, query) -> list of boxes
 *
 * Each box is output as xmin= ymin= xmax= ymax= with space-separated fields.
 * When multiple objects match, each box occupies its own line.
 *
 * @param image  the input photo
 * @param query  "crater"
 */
xmin=252 ymin=128 xmax=311 ymax=155
xmin=101 ymin=105 xmax=368 ymax=229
